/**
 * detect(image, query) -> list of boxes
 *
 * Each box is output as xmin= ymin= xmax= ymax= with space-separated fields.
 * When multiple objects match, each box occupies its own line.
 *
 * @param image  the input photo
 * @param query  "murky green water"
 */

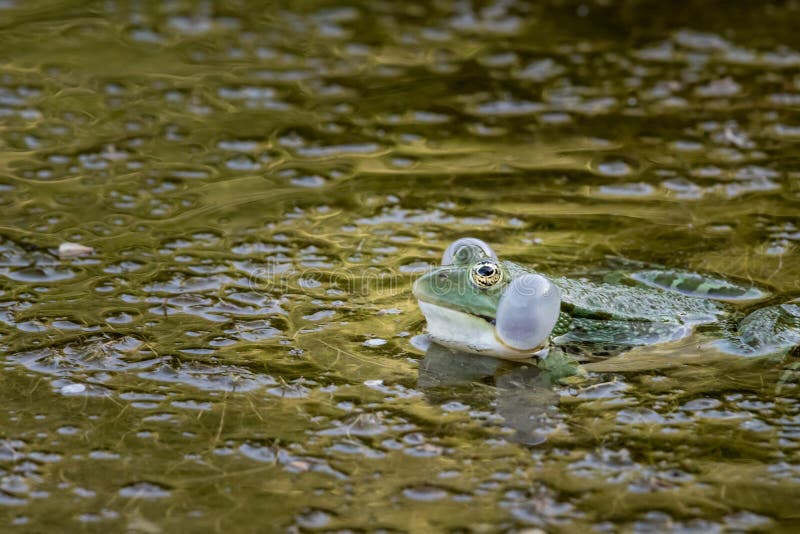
xmin=1 ymin=0 xmax=800 ymax=531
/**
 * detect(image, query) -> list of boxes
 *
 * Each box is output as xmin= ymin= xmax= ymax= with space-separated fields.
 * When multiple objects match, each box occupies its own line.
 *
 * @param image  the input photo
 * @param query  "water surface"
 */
xmin=1 ymin=0 xmax=799 ymax=531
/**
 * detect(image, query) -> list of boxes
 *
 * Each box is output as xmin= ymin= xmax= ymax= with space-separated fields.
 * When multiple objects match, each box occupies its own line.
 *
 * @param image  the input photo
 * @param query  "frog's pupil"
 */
xmin=478 ymin=265 xmax=494 ymax=276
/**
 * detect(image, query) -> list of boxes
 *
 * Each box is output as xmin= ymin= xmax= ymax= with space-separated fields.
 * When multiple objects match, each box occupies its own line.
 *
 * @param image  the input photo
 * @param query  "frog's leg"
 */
xmin=714 ymin=301 xmax=800 ymax=357
xmin=551 ymin=317 xmax=693 ymax=360
xmin=628 ymin=269 xmax=768 ymax=302
xmin=724 ymin=302 xmax=800 ymax=393
xmin=555 ymin=317 xmax=691 ymax=347
xmin=776 ymin=359 xmax=800 ymax=395
xmin=537 ymin=347 xmax=584 ymax=381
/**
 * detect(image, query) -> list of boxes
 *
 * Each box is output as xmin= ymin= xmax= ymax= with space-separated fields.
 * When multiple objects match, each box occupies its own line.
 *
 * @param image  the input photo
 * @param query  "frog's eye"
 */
xmin=470 ymin=260 xmax=503 ymax=288
xmin=442 ymin=237 xmax=497 ymax=266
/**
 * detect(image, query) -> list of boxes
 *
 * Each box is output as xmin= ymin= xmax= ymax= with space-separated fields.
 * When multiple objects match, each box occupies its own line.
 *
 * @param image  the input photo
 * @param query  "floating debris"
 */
xmin=58 ymin=242 xmax=94 ymax=258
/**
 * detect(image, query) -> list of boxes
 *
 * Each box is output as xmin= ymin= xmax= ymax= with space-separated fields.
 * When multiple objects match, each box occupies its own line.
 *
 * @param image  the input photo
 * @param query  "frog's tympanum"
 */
xmin=413 ymin=237 xmax=800 ymax=360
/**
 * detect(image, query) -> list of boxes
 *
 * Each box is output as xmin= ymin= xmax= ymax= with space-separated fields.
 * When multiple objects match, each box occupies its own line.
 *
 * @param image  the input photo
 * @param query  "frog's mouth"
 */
xmin=416 ymin=300 xmax=539 ymax=360
xmin=415 ymin=296 xmax=496 ymax=325
xmin=411 ymin=276 xmax=497 ymax=326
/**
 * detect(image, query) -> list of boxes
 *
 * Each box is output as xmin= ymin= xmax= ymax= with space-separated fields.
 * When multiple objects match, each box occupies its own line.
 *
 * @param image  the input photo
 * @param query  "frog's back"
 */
xmin=507 ymin=261 xmax=742 ymax=356
xmin=503 ymin=261 xmax=725 ymax=323
xmin=554 ymin=276 xmax=724 ymax=324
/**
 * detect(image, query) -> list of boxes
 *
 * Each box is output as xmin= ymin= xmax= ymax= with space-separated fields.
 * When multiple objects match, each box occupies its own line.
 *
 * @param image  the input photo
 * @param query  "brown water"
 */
xmin=1 ymin=0 xmax=800 ymax=531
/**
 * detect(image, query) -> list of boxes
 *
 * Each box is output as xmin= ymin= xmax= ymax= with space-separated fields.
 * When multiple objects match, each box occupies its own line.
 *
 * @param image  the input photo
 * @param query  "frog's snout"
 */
xmin=411 ymin=271 xmax=433 ymax=300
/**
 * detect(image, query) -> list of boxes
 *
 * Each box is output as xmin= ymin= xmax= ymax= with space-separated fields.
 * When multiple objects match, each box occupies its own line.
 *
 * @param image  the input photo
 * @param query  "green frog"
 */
xmin=413 ymin=237 xmax=800 ymax=361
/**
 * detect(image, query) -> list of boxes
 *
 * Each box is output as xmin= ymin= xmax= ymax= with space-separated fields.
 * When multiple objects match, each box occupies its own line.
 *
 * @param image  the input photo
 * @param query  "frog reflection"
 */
xmin=418 ymin=342 xmax=575 ymax=446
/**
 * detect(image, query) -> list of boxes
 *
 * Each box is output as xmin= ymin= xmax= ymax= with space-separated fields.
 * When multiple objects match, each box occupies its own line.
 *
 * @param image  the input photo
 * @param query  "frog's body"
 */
xmin=413 ymin=237 xmax=800 ymax=360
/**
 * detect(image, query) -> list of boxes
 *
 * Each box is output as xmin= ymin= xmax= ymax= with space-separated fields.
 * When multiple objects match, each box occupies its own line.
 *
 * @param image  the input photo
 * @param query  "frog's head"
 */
xmin=413 ymin=237 xmax=561 ymax=359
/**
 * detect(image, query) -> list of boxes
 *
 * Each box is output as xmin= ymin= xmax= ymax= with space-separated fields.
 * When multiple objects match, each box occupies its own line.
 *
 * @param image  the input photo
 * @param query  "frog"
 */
xmin=413 ymin=237 xmax=800 ymax=361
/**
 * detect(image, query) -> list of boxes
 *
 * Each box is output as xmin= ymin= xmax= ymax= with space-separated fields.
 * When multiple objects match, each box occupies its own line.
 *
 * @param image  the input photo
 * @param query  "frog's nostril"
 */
xmin=438 ymin=272 xmax=448 ymax=280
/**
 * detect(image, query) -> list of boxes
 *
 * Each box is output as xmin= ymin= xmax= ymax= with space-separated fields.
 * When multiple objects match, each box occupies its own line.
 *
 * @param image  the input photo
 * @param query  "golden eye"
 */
xmin=471 ymin=260 xmax=503 ymax=288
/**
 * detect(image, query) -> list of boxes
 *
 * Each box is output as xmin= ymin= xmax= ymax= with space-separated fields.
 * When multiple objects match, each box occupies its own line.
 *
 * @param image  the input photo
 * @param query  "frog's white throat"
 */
xmin=417 ymin=300 xmax=547 ymax=360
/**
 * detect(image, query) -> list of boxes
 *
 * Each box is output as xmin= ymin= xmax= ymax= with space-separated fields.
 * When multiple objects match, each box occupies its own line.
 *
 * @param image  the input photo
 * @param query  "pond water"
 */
xmin=1 ymin=0 xmax=800 ymax=531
